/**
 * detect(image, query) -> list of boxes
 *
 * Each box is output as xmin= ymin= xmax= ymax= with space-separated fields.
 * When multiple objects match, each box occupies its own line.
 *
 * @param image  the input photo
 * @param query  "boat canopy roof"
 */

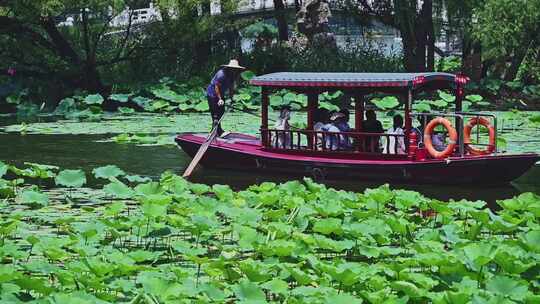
xmin=250 ymin=72 xmax=468 ymax=93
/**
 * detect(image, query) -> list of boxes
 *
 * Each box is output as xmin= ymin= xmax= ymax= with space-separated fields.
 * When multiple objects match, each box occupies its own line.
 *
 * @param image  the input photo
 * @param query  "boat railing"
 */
xmin=262 ymin=129 xmax=407 ymax=155
xmin=411 ymin=111 xmax=498 ymax=156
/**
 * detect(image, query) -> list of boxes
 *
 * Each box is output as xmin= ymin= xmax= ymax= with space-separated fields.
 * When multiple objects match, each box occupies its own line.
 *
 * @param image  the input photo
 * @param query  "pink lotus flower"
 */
xmin=7 ymin=68 xmax=16 ymax=76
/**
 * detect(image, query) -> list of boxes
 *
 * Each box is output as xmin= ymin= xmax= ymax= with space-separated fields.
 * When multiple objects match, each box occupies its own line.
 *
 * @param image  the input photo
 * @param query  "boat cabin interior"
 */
xmin=249 ymin=72 xmax=494 ymax=161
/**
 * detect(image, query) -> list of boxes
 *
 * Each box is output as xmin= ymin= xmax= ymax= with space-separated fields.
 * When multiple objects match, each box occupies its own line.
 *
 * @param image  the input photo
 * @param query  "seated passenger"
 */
xmin=313 ymin=108 xmax=329 ymax=132
xmin=384 ymin=114 xmax=406 ymax=154
xmin=362 ymin=110 xmax=384 ymax=152
xmin=313 ymin=109 xmax=336 ymax=150
xmin=330 ymin=111 xmax=352 ymax=150
xmin=273 ymin=106 xmax=291 ymax=148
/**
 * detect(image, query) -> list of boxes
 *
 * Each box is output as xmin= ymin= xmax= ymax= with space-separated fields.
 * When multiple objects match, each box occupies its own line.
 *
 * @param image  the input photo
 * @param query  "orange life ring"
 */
xmin=423 ymin=117 xmax=458 ymax=159
xmin=464 ymin=117 xmax=496 ymax=155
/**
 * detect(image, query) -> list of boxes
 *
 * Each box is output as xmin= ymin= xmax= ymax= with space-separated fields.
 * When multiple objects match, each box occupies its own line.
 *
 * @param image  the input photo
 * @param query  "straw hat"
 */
xmin=222 ymin=59 xmax=245 ymax=70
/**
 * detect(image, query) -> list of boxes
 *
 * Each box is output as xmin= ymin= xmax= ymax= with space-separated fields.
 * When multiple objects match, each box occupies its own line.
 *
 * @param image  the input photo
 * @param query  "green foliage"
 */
xmin=1 ymin=162 xmax=540 ymax=303
xmin=92 ymin=165 xmax=125 ymax=180
xmin=55 ymin=169 xmax=86 ymax=188
xmin=371 ymin=96 xmax=400 ymax=110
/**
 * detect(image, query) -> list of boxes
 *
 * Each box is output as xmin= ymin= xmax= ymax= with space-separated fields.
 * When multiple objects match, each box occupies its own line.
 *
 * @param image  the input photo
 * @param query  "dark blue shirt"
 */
xmin=207 ymin=69 xmax=234 ymax=99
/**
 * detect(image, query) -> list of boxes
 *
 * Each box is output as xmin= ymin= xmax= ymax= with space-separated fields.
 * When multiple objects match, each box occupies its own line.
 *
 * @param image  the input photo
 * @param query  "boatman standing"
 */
xmin=206 ymin=59 xmax=245 ymax=136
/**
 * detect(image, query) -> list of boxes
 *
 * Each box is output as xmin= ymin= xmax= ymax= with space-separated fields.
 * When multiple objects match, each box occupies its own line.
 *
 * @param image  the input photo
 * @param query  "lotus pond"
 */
xmin=1 ymin=161 xmax=540 ymax=303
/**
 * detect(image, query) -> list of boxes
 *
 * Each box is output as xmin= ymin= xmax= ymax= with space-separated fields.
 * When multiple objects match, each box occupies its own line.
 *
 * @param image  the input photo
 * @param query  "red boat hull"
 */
xmin=176 ymin=133 xmax=539 ymax=185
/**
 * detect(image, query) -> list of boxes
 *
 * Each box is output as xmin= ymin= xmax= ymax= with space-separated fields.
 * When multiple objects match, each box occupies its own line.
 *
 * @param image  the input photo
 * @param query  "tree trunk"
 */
xmin=425 ymin=0 xmax=435 ymax=71
xmin=504 ymin=43 xmax=530 ymax=81
xmin=194 ymin=1 xmax=212 ymax=66
xmin=273 ymin=0 xmax=289 ymax=42
xmin=394 ymin=0 xmax=417 ymax=71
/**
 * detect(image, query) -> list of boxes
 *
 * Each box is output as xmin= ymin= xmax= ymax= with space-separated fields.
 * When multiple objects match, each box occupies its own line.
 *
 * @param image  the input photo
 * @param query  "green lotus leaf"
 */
xmin=235 ymin=225 xmax=260 ymax=250
xmin=462 ymin=101 xmax=472 ymax=111
xmin=520 ymin=230 xmax=540 ymax=253
xmin=103 ymin=180 xmax=134 ymax=199
xmin=152 ymin=88 xmax=181 ymax=103
xmin=239 ymin=259 xmax=273 ymax=282
xmin=313 ymin=218 xmax=342 ymax=235
xmin=129 ymin=251 xmax=162 ymax=263
xmin=241 ymin=71 xmax=256 ymax=81
xmin=125 ymin=174 xmax=151 ymax=183
xmin=466 ymin=94 xmax=483 ymax=103
xmin=109 ymin=94 xmax=131 ymax=103
xmin=171 ymin=240 xmax=207 ymax=257
xmin=324 ymin=293 xmax=362 ymax=304
xmin=270 ymin=95 xmax=284 ymax=107
xmin=486 ymin=276 xmax=528 ymax=301
xmin=413 ymin=102 xmax=432 ymax=112
xmin=194 ymin=101 xmax=210 ymax=112
xmin=261 ymin=278 xmax=289 ymax=296
xmin=83 ymin=94 xmax=104 ymax=105
xmin=137 ymin=271 xmax=170 ymax=295
xmin=0 ymin=161 xmax=8 ymax=178
xmin=135 ymin=182 xmax=164 ymax=196
xmin=93 ymin=165 xmax=125 ymax=180
xmin=55 ymin=169 xmax=86 ymax=188
xmin=233 ymin=279 xmax=268 ymax=304
xmin=20 ymin=190 xmax=49 ymax=207
xmin=118 ymin=107 xmax=135 ymax=114
xmin=462 ymin=243 xmax=498 ymax=270
xmin=438 ymin=91 xmax=456 ymax=103
xmin=372 ymin=96 xmax=400 ymax=110
xmin=50 ymin=291 xmax=111 ymax=304
xmin=264 ymin=239 xmax=296 ymax=257
xmin=391 ymin=281 xmax=424 ymax=298
xmin=54 ymin=98 xmax=77 ymax=114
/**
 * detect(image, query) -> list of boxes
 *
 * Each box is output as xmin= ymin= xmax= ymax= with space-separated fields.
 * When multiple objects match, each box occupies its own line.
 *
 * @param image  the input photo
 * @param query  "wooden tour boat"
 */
xmin=176 ymin=72 xmax=539 ymax=184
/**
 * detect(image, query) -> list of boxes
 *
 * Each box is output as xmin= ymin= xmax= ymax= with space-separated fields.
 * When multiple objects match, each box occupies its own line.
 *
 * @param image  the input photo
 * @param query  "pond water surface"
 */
xmin=2 ymin=131 xmax=539 ymax=204
xmin=0 ymin=114 xmax=540 ymax=202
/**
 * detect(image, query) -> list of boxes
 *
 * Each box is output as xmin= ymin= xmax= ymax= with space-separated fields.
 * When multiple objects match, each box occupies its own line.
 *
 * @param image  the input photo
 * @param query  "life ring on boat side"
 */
xmin=464 ymin=117 xmax=496 ymax=156
xmin=423 ymin=117 xmax=458 ymax=159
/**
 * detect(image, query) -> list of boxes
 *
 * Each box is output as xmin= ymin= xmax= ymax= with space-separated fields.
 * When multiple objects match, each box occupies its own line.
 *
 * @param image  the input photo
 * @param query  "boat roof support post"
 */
xmin=354 ymin=94 xmax=365 ymax=152
xmin=261 ymin=88 xmax=269 ymax=148
xmin=455 ymin=83 xmax=464 ymax=156
xmin=307 ymin=93 xmax=318 ymax=150
xmin=354 ymin=94 xmax=364 ymax=132
xmin=404 ymin=89 xmax=412 ymax=155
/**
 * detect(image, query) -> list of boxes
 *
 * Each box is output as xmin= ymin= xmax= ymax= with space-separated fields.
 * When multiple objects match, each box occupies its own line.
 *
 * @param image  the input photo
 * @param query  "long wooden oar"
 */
xmin=182 ymin=112 xmax=227 ymax=178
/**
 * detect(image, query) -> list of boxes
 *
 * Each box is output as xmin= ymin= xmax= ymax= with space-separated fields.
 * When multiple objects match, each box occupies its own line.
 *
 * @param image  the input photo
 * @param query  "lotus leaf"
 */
xmin=520 ymin=230 xmax=540 ymax=253
xmin=109 ymin=94 xmax=131 ymax=103
xmin=18 ymin=190 xmax=48 ymax=209
xmin=241 ymin=71 xmax=256 ymax=81
xmin=233 ymin=279 xmax=268 ymax=304
xmin=486 ymin=276 xmax=529 ymax=301
xmin=313 ymin=218 xmax=343 ymax=235
xmin=372 ymin=96 xmax=400 ymax=110
xmin=93 ymin=165 xmax=125 ymax=180
xmin=118 ymin=106 xmax=135 ymax=114
xmin=462 ymin=243 xmax=498 ymax=271
xmin=55 ymin=169 xmax=86 ymax=188
xmin=0 ymin=161 xmax=7 ymax=178
xmin=104 ymin=180 xmax=134 ymax=199
xmin=83 ymin=94 xmax=104 ymax=105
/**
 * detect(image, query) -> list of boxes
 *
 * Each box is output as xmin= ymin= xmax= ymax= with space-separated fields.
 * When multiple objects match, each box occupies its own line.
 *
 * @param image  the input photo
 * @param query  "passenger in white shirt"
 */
xmin=384 ymin=114 xmax=406 ymax=154
xmin=274 ymin=106 xmax=292 ymax=148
